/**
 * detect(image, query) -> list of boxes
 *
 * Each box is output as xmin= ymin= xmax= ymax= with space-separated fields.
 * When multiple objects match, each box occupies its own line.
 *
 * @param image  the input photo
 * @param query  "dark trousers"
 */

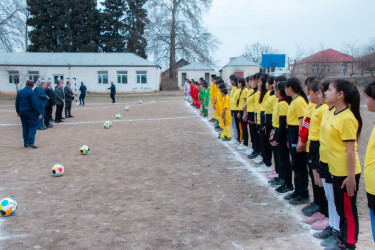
xmin=65 ymin=100 xmax=72 ymax=117
xmin=110 ymin=93 xmax=115 ymax=103
xmin=332 ymin=174 xmax=360 ymax=247
xmin=45 ymin=104 xmax=53 ymax=126
xmin=308 ymin=141 xmax=321 ymax=205
xmin=79 ymin=93 xmax=86 ymax=105
xmin=239 ymin=111 xmax=248 ymax=146
xmin=261 ymin=123 xmax=273 ymax=166
xmin=248 ymin=112 xmax=258 ymax=152
xmin=37 ymin=106 xmax=45 ymax=128
xmin=55 ymin=103 xmax=64 ymax=121
xmin=279 ymin=141 xmax=292 ymax=186
xmin=288 ymin=125 xmax=308 ymax=196
xmin=20 ymin=114 xmax=38 ymax=146
xmin=234 ymin=111 xmax=242 ymax=142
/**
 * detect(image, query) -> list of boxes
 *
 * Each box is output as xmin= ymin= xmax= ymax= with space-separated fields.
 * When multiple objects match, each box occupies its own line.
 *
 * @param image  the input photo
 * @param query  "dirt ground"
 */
xmin=0 ymin=91 xmax=374 ymax=249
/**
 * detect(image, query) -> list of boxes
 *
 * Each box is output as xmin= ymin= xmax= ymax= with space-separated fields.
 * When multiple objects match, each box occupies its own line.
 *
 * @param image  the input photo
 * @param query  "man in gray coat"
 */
xmin=54 ymin=80 xmax=65 ymax=123
xmin=64 ymin=81 xmax=74 ymax=118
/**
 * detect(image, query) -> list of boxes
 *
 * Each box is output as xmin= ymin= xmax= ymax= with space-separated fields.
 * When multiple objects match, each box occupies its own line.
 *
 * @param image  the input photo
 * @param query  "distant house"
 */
xmin=292 ymin=49 xmax=361 ymax=79
xmin=221 ymin=56 xmax=260 ymax=84
xmin=160 ymin=58 xmax=189 ymax=91
xmin=177 ymin=62 xmax=215 ymax=87
xmin=0 ymin=52 xmax=161 ymax=94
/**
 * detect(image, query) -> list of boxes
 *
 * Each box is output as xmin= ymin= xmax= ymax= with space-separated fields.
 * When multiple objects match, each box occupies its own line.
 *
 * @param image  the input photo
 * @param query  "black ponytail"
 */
xmin=332 ymin=79 xmax=362 ymax=139
xmin=285 ymin=77 xmax=309 ymax=104
xmin=276 ymin=81 xmax=292 ymax=104
xmin=259 ymin=74 xmax=268 ymax=103
xmin=237 ymin=78 xmax=246 ymax=106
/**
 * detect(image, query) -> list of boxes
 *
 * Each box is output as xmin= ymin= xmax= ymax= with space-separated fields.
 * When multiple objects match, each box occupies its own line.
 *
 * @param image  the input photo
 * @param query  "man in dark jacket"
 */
xmin=15 ymin=80 xmax=42 ymax=149
xmin=44 ymin=81 xmax=55 ymax=128
xmin=64 ymin=81 xmax=74 ymax=118
xmin=54 ymin=80 xmax=65 ymax=123
xmin=79 ymin=82 xmax=87 ymax=106
xmin=34 ymin=81 xmax=48 ymax=130
xmin=108 ymin=81 xmax=116 ymax=103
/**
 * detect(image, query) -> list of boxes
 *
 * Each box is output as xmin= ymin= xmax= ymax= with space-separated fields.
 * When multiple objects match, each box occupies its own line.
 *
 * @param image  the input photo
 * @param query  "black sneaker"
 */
xmin=313 ymin=226 xmax=333 ymax=239
xmin=302 ymin=202 xmax=316 ymax=212
xmin=209 ymin=118 xmax=215 ymax=122
xmin=268 ymin=177 xmax=278 ymax=184
xmin=289 ymin=195 xmax=310 ymax=205
xmin=276 ymin=184 xmax=294 ymax=194
xmin=271 ymin=178 xmax=284 ymax=187
xmin=284 ymin=191 xmax=298 ymax=200
xmin=247 ymin=152 xmax=259 ymax=159
xmin=303 ymin=203 xmax=320 ymax=217
xmin=222 ymin=136 xmax=231 ymax=141
xmin=321 ymin=230 xmax=341 ymax=248
xmin=26 ymin=144 xmax=38 ymax=149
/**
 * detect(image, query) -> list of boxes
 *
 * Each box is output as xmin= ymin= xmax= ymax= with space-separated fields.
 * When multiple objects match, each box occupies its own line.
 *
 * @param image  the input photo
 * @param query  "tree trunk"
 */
xmin=169 ymin=0 xmax=177 ymax=81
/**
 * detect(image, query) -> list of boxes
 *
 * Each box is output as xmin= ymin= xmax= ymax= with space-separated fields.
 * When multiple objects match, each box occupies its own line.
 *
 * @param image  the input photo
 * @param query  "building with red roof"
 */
xmin=292 ymin=48 xmax=362 ymax=79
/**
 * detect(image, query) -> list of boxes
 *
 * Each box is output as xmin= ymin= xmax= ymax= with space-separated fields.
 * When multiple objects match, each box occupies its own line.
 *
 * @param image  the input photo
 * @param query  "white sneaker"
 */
xmin=257 ymin=164 xmax=271 ymax=173
xmin=229 ymin=140 xmax=236 ymax=146
xmin=237 ymin=144 xmax=247 ymax=150
xmin=253 ymin=155 xmax=263 ymax=164
xmin=245 ymin=148 xmax=254 ymax=155
xmin=231 ymin=141 xmax=239 ymax=148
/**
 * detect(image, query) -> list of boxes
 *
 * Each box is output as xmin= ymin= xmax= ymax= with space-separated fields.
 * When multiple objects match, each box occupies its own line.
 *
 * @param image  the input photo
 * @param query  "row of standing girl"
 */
xmin=206 ymin=73 xmax=375 ymax=249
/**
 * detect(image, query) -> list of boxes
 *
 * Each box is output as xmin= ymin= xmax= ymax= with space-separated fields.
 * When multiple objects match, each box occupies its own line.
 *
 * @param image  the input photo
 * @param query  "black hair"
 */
xmin=331 ymin=79 xmax=362 ymax=139
xmin=221 ymin=88 xmax=228 ymax=95
xmin=259 ymin=74 xmax=268 ymax=103
xmin=364 ymin=81 xmax=375 ymax=99
xmin=229 ymin=74 xmax=238 ymax=81
xmin=310 ymin=80 xmax=321 ymax=92
xmin=276 ymin=81 xmax=292 ymax=104
xmin=319 ymin=80 xmax=330 ymax=94
xmin=275 ymin=75 xmax=287 ymax=83
xmin=211 ymin=74 xmax=216 ymax=78
xmin=267 ymin=75 xmax=275 ymax=85
xmin=26 ymin=80 xmax=34 ymax=87
xmin=245 ymin=76 xmax=251 ymax=83
xmin=203 ymin=82 xmax=208 ymax=89
xmin=285 ymin=77 xmax=309 ymax=103
xmin=216 ymin=79 xmax=224 ymax=85
xmin=219 ymin=83 xmax=227 ymax=89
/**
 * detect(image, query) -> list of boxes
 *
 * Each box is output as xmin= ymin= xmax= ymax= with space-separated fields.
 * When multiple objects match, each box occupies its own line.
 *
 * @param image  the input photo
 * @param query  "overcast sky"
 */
xmin=203 ymin=0 xmax=375 ymax=69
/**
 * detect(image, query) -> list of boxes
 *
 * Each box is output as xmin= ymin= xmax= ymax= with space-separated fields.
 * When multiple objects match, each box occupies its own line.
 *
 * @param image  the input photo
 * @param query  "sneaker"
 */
xmin=302 ymin=203 xmax=320 ymax=217
xmin=253 ymin=155 xmax=263 ymax=164
xmin=324 ymin=244 xmax=353 ymax=250
xmin=271 ymin=178 xmax=284 ymax=187
xmin=305 ymin=212 xmax=325 ymax=224
xmin=276 ymin=185 xmax=294 ymax=195
xmin=245 ymin=148 xmax=254 ymax=155
xmin=302 ymin=202 xmax=316 ymax=212
xmin=321 ymin=230 xmax=341 ymax=248
xmin=313 ymin=226 xmax=333 ymax=239
xmin=231 ymin=141 xmax=240 ymax=148
xmin=312 ymin=217 xmax=329 ymax=230
xmin=257 ymin=164 xmax=271 ymax=173
xmin=289 ymin=195 xmax=310 ymax=205
xmin=284 ymin=191 xmax=298 ymax=200
xmin=209 ymin=118 xmax=215 ymax=122
xmin=247 ymin=152 xmax=259 ymax=159
xmin=222 ymin=136 xmax=231 ymax=142
xmin=266 ymin=170 xmax=276 ymax=177
xmin=237 ymin=144 xmax=247 ymax=150
xmin=269 ymin=177 xmax=278 ymax=184
xmin=267 ymin=172 xmax=278 ymax=179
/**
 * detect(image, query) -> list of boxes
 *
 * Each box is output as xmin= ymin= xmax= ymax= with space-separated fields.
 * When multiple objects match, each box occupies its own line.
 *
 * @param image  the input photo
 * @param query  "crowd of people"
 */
xmin=15 ymin=79 xmax=86 ymax=148
xmin=185 ymin=73 xmax=375 ymax=249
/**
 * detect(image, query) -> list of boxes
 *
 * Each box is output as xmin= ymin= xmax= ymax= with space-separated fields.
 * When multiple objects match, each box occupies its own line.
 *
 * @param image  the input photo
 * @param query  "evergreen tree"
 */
xmin=100 ymin=0 xmax=128 ymax=52
xmin=125 ymin=0 xmax=148 ymax=58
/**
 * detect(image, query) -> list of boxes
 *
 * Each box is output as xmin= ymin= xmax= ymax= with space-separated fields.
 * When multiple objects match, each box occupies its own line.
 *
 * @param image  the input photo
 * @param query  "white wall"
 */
xmin=177 ymin=70 xmax=214 ymax=87
xmin=0 ymin=66 xmax=161 ymax=93
xmin=221 ymin=65 xmax=260 ymax=84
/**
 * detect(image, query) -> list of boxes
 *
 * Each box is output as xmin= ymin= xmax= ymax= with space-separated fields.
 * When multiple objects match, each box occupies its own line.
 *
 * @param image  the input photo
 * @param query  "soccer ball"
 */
xmin=139 ymin=100 xmax=143 ymax=104
xmin=116 ymin=114 xmax=121 ymax=119
xmin=125 ymin=106 xmax=130 ymax=111
xmin=80 ymin=145 xmax=89 ymax=155
xmin=52 ymin=164 xmax=64 ymax=177
xmin=0 ymin=198 xmax=17 ymax=216
xmin=104 ymin=121 xmax=111 ymax=128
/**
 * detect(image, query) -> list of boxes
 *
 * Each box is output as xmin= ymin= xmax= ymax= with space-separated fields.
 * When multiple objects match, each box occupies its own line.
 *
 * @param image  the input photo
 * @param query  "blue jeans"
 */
xmin=20 ymin=114 xmax=38 ymax=146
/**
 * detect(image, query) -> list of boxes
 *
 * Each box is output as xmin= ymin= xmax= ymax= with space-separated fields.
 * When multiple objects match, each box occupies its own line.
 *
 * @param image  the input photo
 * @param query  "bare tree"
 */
xmin=145 ymin=0 xmax=217 ymax=83
xmin=0 ymin=0 xmax=26 ymax=52
xmin=243 ymin=42 xmax=278 ymax=65
xmin=343 ymin=41 xmax=361 ymax=76
xmin=359 ymin=39 xmax=375 ymax=79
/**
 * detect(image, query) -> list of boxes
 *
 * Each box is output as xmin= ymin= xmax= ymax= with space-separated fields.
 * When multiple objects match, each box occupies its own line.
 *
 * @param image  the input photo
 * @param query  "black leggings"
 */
xmin=248 ymin=112 xmax=258 ymax=152
xmin=234 ymin=111 xmax=242 ymax=142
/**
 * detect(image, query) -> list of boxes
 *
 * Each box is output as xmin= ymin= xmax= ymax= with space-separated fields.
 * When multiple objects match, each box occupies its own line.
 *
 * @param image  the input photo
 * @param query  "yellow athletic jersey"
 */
xmin=308 ymin=104 xmax=328 ymax=141
xmin=287 ymin=95 xmax=307 ymax=126
xmin=365 ymin=126 xmax=375 ymax=195
xmin=210 ymin=83 xmax=216 ymax=104
xmin=223 ymin=94 xmax=231 ymax=126
xmin=229 ymin=86 xmax=238 ymax=110
xmin=319 ymin=107 xmax=335 ymax=163
xmin=246 ymin=89 xmax=257 ymax=112
xmin=325 ymin=108 xmax=361 ymax=177
xmin=216 ymin=93 xmax=224 ymax=115
xmin=256 ymin=91 xmax=270 ymax=122
xmin=232 ymin=88 xmax=245 ymax=111
xmin=273 ymin=100 xmax=289 ymax=128
xmin=238 ymin=88 xmax=248 ymax=111
xmin=265 ymin=94 xmax=278 ymax=114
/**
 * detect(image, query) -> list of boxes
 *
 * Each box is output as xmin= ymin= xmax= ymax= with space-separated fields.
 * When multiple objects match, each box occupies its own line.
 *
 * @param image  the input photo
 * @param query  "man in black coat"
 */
xmin=108 ymin=81 xmax=116 ymax=103
xmin=54 ymin=80 xmax=65 ymax=123
xmin=79 ymin=82 xmax=87 ymax=106
xmin=34 ymin=81 xmax=48 ymax=130
xmin=45 ymin=81 xmax=55 ymax=128
xmin=15 ymin=80 xmax=42 ymax=149
xmin=64 ymin=81 xmax=74 ymax=118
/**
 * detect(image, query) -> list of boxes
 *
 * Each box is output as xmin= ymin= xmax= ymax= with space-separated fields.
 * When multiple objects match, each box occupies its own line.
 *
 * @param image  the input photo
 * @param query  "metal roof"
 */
xmin=223 ymin=56 xmax=259 ymax=67
xmin=178 ymin=62 xmax=214 ymax=71
xmin=0 ymin=52 xmax=159 ymax=67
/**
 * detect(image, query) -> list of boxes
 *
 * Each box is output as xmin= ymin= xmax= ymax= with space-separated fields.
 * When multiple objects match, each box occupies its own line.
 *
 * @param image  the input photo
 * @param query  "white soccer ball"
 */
xmin=0 ymin=198 xmax=17 ymax=216
xmin=52 ymin=164 xmax=64 ymax=177
xmin=80 ymin=145 xmax=89 ymax=155
xmin=104 ymin=121 xmax=112 ymax=128
xmin=139 ymin=100 xmax=143 ymax=104
xmin=116 ymin=114 xmax=121 ymax=119
xmin=125 ymin=106 xmax=130 ymax=111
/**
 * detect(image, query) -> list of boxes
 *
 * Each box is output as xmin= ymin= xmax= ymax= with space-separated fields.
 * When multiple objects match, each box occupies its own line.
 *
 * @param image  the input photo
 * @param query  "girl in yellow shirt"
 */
xmin=324 ymin=79 xmax=362 ymax=249
xmin=284 ymin=77 xmax=309 ymax=205
xmin=244 ymin=75 xmax=259 ymax=158
xmin=233 ymin=78 xmax=247 ymax=144
xmin=364 ymin=81 xmax=375 ymax=242
xmin=220 ymin=87 xmax=231 ymax=141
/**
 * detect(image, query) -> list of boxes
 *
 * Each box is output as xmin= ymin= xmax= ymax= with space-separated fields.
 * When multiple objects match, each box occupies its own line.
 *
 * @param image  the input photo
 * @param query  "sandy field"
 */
xmin=0 ymin=91 xmax=374 ymax=249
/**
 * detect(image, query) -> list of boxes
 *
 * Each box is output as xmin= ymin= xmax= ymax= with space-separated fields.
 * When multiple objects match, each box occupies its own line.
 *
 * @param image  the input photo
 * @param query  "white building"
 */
xmin=221 ymin=56 xmax=259 ymax=84
xmin=0 ymin=53 xmax=161 ymax=94
xmin=177 ymin=62 xmax=215 ymax=88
